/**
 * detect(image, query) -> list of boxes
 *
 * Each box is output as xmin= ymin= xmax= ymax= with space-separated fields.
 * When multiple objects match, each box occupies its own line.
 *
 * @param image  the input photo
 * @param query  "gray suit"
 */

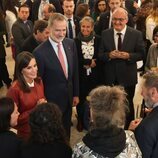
xmin=12 ymin=18 xmax=33 ymax=56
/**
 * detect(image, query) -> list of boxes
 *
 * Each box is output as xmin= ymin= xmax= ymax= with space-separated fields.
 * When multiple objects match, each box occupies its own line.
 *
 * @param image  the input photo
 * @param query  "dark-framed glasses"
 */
xmin=112 ymin=18 xmax=126 ymax=22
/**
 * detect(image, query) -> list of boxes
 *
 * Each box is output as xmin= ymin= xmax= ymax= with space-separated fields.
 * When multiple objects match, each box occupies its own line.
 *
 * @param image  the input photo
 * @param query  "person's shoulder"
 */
xmin=127 ymin=26 xmax=142 ymax=34
xmin=63 ymin=38 xmax=75 ymax=44
xmin=117 ymin=130 xmax=142 ymax=158
xmin=9 ymin=81 xmax=20 ymax=91
xmin=136 ymin=108 xmax=158 ymax=134
xmin=102 ymin=28 xmax=113 ymax=36
xmin=149 ymin=43 xmax=158 ymax=49
xmin=0 ymin=131 xmax=22 ymax=143
xmin=74 ymin=15 xmax=81 ymax=22
xmin=100 ymin=11 xmax=110 ymax=18
xmin=33 ymin=39 xmax=50 ymax=53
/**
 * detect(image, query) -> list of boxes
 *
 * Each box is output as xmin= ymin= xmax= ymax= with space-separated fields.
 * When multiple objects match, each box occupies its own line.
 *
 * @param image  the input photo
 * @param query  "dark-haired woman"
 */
xmin=7 ymin=51 xmax=46 ymax=140
xmin=92 ymin=0 xmax=107 ymax=22
xmin=0 ymin=97 xmax=21 ymax=158
xmin=21 ymin=102 xmax=72 ymax=158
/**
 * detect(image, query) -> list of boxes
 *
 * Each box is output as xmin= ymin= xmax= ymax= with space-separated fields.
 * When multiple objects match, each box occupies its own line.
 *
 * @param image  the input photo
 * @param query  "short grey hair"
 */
xmin=48 ymin=13 xmax=66 ymax=27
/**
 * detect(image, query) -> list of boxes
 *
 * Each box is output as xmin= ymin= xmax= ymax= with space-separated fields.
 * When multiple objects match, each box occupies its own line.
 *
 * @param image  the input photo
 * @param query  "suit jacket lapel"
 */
xmin=122 ymin=27 xmax=130 ymax=49
xmin=110 ymin=29 xmax=116 ymax=50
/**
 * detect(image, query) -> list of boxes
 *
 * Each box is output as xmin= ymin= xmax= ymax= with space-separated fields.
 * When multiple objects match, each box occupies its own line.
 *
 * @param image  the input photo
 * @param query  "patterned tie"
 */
xmin=68 ymin=19 xmax=73 ymax=39
xmin=117 ymin=33 xmax=122 ymax=51
xmin=57 ymin=43 xmax=67 ymax=78
xmin=25 ymin=21 xmax=31 ymax=33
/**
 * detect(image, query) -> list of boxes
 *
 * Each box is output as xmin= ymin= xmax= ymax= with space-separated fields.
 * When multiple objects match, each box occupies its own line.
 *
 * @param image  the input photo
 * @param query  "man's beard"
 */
xmin=145 ymin=95 xmax=154 ymax=108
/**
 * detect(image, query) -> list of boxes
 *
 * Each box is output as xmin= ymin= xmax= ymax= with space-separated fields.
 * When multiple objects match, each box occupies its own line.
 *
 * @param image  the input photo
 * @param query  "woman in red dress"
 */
xmin=7 ymin=51 xmax=46 ymax=140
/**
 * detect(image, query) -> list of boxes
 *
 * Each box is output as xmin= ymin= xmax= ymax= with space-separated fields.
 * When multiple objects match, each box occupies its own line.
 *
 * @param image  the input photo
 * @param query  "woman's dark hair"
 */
xmin=14 ymin=51 xmax=39 ymax=92
xmin=94 ymin=0 xmax=107 ymax=14
xmin=29 ymin=102 xmax=69 ymax=145
xmin=75 ymin=3 xmax=89 ymax=19
xmin=153 ymin=25 xmax=158 ymax=39
xmin=0 ymin=97 xmax=14 ymax=132
xmin=4 ymin=0 xmax=18 ymax=17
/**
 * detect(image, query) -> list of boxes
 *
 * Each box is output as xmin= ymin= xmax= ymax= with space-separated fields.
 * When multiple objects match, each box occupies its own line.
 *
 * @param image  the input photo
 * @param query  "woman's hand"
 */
xmin=37 ymin=98 xmax=47 ymax=105
xmin=90 ymin=59 xmax=96 ymax=68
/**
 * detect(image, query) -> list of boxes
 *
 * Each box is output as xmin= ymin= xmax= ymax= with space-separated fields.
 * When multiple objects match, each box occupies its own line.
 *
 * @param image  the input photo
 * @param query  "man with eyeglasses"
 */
xmin=95 ymin=0 xmax=134 ymax=36
xmin=99 ymin=7 xmax=145 ymax=129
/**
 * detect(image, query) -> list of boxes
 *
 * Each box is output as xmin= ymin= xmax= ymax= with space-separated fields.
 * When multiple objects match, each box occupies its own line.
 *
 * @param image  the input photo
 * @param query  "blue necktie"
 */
xmin=68 ymin=19 xmax=73 ymax=39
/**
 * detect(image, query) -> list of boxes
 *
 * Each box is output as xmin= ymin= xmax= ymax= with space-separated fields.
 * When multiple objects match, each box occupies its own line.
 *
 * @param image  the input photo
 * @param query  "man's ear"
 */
xmin=151 ymin=87 xmax=158 ymax=100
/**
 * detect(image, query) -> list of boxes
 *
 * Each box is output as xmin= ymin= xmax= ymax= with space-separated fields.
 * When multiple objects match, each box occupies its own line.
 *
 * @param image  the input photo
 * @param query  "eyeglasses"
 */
xmin=112 ymin=18 xmax=126 ymax=22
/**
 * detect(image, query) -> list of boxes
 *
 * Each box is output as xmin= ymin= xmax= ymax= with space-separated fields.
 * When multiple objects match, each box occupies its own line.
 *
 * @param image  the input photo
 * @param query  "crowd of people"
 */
xmin=0 ymin=0 xmax=158 ymax=157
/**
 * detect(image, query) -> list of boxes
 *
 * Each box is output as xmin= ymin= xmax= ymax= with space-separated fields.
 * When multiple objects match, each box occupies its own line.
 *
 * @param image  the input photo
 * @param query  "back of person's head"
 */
xmin=45 ymin=3 xmax=56 ymax=13
xmin=153 ymin=25 xmax=158 ymax=39
xmin=29 ymin=102 xmax=68 ymax=144
xmin=33 ymin=20 xmax=48 ymax=34
xmin=75 ymin=3 xmax=90 ymax=19
xmin=89 ymin=86 xmax=128 ymax=129
xmin=0 ymin=97 xmax=14 ymax=132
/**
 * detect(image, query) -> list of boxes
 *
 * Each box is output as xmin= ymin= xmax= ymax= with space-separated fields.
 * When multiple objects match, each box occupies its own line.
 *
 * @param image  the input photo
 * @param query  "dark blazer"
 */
xmin=22 ymin=34 xmax=39 ymax=53
xmin=0 ymin=131 xmax=22 ymax=158
xmin=21 ymin=142 xmax=72 ymax=158
xmin=95 ymin=11 xmax=134 ymax=36
xmin=135 ymin=106 xmax=158 ymax=158
xmin=12 ymin=18 xmax=33 ymax=56
xmin=99 ymin=26 xmax=145 ymax=86
xmin=66 ymin=16 xmax=80 ymax=38
xmin=32 ymin=0 xmax=62 ymax=22
xmin=33 ymin=38 xmax=79 ymax=113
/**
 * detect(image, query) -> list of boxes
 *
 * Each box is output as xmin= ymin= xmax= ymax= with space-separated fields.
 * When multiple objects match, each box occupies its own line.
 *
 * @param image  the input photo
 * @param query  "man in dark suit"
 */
xmin=22 ymin=20 xmax=49 ymax=53
xmin=99 ymin=7 xmax=145 ymax=128
xmin=129 ymin=72 xmax=158 ymax=158
xmin=95 ymin=0 xmax=134 ymax=36
xmin=62 ymin=0 xmax=80 ymax=39
xmin=31 ymin=0 xmax=62 ymax=22
xmin=33 ymin=13 xmax=79 ymax=138
xmin=12 ymin=4 xmax=33 ymax=57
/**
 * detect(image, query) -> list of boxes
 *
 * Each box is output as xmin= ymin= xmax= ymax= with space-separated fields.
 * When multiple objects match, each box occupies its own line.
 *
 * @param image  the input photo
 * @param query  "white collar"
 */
xmin=114 ymin=25 xmax=127 ymax=36
xmin=49 ymin=37 xmax=62 ymax=46
xmin=27 ymin=80 xmax=34 ymax=87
